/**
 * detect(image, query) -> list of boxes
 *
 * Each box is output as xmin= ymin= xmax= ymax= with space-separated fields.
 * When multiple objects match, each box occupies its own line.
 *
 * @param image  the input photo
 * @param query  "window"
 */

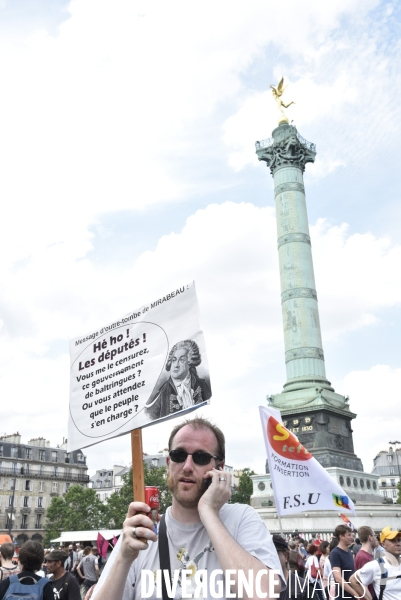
xmin=77 ymin=453 xmax=84 ymax=462
xmin=11 ymin=446 xmax=18 ymax=458
xmin=25 ymin=480 xmax=32 ymax=491
xmin=21 ymin=514 xmax=28 ymax=528
xmin=39 ymin=481 xmax=44 ymax=492
xmin=152 ymin=458 xmax=158 ymax=467
xmin=0 ymin=478 xmax=3 ymax=490
xmin=383 ymin=490 xmax=388 ymax=497
xmin=0 ymin=445 xmax=3 ymax=456
xmin=391 ymin=479 xmax=396 ymax=487
xmin=37 ymin=497 xmax=43 ymax=508
xmin=387 ymin=455 xmax=393 ymax=462
xmin=35 ymin=514 xmax=42 ymax=528
xmin=382 ymin=481 xmax=387 ymax=487
xmin=393 ymin=490 xmax=397 ymax=498
xmin=26 ymin=448 xmax=32 ymax=459
xmin=8 ymin=496 xmax=15 ymax=506
xmin=23 ymin=496 xmax=29 ymax=507
xmin=51 ymin=451 xmax=58 ymax=463
xmin=390 ymin=467 xmax=394 ymax=474
xmin=65 ymin=482 xmax=71 ymax=493
xmin=39 ymin=450 xmax=45 ymax=461
xmin=52 ymin=481 xmax=58 ymax=493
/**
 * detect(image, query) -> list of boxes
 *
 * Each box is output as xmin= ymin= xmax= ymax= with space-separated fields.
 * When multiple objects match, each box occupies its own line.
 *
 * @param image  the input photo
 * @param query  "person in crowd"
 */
xmin=0 ymin=541 xmax=53 ymax=600
xmin=305 ymin=544 xmax=324 ymax=600
xmin=45 ymin=549 xmax=81 ymax=600
xmin=350 ymin=526 xmax=401 ymax=600
xmin=325 ymin=537 xmax=338 ymax=599
xmin=374 ymin=535 xmax=385 ymax=558
xmin=273 ymin=534 xmax=313 ymax=600
xmin=94 ymin=416 xmax=283 ymax=600
xmin=351 ymin=538 xmax=361 ymax=558
xmin=77 ymin=547 xmax=99 ymax=597
xmin=330 ymin=525 xmax=358 ymax=599
xmin=353 ymin=526 xmax=376 ymax=598
xmin=0 ymin=543 xmax=20 ymax=581
xmin=65 ymin=544 xmax=79 ymax=574
xmin=288 ymin=540 xmax=305 ymax=577
xmin=318 ymin=541 xmax=330 ymax=596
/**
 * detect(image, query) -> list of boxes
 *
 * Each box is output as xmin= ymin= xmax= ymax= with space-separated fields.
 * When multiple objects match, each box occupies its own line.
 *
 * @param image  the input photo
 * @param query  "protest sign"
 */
xmin=68 ymin=282 xmax=211 ymax=451
xmin=259 ymin=406 xmax=355 ymax=516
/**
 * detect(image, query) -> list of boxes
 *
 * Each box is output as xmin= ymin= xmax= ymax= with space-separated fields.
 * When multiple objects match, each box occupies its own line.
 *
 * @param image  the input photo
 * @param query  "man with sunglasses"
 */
xmin=95 ymin=416 xmax=283 ymax=600
xmin=350 ymin=527 xmax=401 ymax=600
xmin=45 ymin=550 xmax=81 ymax=600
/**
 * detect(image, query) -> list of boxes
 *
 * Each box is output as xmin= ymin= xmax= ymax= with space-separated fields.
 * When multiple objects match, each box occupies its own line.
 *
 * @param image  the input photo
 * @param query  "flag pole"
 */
xmin=277 ymin=513 xmax=285 ymax=538
xmin=131 ymin=428 xmax=145 ymax=502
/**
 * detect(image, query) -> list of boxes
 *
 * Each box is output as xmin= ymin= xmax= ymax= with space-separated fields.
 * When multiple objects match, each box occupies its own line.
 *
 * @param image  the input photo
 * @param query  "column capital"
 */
xmin=255 ymin=124 xmax=316 ymax=174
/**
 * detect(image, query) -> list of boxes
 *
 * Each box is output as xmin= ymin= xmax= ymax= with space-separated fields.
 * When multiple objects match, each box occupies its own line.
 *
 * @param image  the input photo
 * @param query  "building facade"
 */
xmin=0 ymin=433 xmax=89 ymax=545
xmin=372 ymin=446 xmax=401 ymax=503
xmin=89 ymin=464 xmax=129 ymax=501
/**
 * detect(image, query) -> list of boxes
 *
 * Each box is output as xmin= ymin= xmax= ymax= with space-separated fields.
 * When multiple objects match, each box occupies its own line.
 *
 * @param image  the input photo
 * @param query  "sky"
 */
xmin=1 ymin=0 xmax=401 ymax=478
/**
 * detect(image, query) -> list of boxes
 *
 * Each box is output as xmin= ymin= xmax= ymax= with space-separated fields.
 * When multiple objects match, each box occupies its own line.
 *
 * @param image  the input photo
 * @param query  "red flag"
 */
xmin=112 ymin=536 xmax=119 ymax=547
xmin=97 ymin=532 xmax=108 ymax=558
xmin=340 ymin=513 xmax=357 ymax=532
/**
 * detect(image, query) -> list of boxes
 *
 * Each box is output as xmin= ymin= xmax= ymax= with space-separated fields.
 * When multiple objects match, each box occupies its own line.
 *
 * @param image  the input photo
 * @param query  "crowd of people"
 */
xmin=272 ymin=524 xmax=401 ymax=599
xmin=0 ymin=540 xmax=102 ymax=599
xmin=1 ymin=416 xmax=400 ymax=600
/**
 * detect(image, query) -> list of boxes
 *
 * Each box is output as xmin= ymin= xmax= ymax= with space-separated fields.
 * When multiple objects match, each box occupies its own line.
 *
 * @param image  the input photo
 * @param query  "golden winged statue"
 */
xmin=270 ymin=76 xmax=295 ymax=124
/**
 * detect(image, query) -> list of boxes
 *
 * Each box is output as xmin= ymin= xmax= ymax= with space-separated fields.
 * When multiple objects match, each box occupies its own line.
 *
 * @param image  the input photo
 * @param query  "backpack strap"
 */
xmin=376 ymin=556 xmax=401 ymax=600
xmin=158 ymin=514 xmax=171 ymax=600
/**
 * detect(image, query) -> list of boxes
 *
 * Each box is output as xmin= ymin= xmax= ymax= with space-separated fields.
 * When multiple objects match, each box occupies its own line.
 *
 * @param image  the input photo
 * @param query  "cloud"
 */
xmin=340 ymin=365 xmax=401 ymax=472
xmin=1 ymin=200 xmax=400 ymax=474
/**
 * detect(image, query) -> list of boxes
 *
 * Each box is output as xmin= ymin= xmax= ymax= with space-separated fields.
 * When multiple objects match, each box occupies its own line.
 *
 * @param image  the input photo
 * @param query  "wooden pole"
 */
xmin=131 ymin=428 xmax=145 ymax=502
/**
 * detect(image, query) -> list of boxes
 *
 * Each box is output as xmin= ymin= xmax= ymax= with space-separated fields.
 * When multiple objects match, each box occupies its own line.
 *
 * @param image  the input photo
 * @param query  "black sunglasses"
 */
xmin=169 ymin=449 xmax=219 ymax=465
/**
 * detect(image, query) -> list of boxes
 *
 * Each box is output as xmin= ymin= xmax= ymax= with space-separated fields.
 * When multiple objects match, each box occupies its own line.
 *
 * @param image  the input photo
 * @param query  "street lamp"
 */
xmin=389 ymin=441 xmax=401 ymax=502
xmin=6 ymin=509 xmax=14 ymax=535
xmin=7 ymin=477 xmax=17 ymax=536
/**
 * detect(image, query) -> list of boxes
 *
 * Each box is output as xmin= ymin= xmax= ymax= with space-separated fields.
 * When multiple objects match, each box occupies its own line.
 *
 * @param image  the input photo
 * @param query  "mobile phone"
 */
xmin=203 ymin=463 xmax=222 ymax=489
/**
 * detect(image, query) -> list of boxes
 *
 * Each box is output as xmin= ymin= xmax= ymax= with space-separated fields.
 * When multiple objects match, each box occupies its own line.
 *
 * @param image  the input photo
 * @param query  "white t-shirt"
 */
xmin=121 ymin=504 xmax=283 ymax=600
xmin=305 ymin=555 xmax=319 ymax=583
xmin=356 ymin=554 xmax=401 ymax=600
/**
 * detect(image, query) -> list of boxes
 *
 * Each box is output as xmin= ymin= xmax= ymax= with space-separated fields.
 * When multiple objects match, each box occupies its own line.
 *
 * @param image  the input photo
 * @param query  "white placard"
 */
xmin=259 ymin=406 xmax=355 ymax=516
xmin=68 ymin=282 xmax=211 ymax=451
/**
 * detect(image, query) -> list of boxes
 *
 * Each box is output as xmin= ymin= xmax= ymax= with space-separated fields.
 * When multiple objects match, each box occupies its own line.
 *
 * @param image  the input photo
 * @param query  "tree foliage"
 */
xmin=397 ymin=480 xmax=401 ymax=504
xmin=44 ymin=485 xmax=106 ymax=545
xmin=143 ymin=463 xmax=172 ymax=514
xmin=230 ymin=468 xmax=255 ymax=505
xmin=102 ymin=464 xmax=172 ymax=529
xmin=44 ymin=464 xmax=173 ymax=542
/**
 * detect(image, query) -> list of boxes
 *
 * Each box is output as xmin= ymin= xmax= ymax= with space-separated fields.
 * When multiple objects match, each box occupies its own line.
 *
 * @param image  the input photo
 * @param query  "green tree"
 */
xmin=103 ymin=471 xmax=133 ymax=529
xmin=143 ymin=463 xmax=172 ymax=514
xmin=102 ymin=464 xmax=172 ymax=529
xmin=396 ymin=480 xmax=401 ymax=504
xmin=44 ymin=485 xmax=106 ymax=546
xmin=230 ymin=468 xmax=255 ymax=505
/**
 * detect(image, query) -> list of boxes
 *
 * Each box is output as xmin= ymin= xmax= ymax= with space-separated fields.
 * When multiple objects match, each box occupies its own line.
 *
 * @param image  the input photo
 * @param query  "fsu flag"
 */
xmin=259 ymin=406 xmax=355 ymax=516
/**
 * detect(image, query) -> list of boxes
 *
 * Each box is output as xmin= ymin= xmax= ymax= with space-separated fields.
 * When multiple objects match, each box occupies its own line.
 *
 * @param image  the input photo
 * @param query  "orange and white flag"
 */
xmin=259 ymin=406 xmax=355 ymax=516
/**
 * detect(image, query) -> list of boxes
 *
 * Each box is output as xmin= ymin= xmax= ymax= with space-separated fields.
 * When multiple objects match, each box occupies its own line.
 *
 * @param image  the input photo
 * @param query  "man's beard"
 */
xmin=167 ymin=471 xmax=205 ymax=509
